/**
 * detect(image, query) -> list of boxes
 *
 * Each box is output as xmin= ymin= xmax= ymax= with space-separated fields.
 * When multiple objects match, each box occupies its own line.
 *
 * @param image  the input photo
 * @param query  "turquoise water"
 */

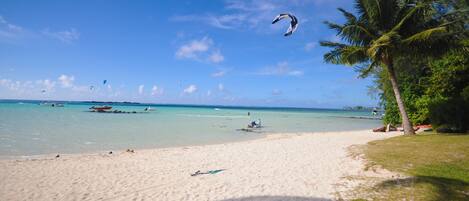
xmin=0 ymin=101 xmax=381 ymax=157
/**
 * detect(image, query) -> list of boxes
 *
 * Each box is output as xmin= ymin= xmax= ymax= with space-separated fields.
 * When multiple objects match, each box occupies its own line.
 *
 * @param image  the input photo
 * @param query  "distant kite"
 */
xmin=90 ymin=86 xmax=94 ymax=91
xmin=272 ymin=13 xmax=298 ymax=36
xmin=103 ymin=80 xmax=107 ymax=85
xmin=41 ymin=89 xmax=46 ymax=93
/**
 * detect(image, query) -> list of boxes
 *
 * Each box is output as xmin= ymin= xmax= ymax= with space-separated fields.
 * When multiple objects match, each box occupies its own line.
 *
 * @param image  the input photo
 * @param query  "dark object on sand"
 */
xmin=373 ymin=126 xmax=386 ymax=132
xmin=191 ymin=169 xmax=225 ymax=177
xmin=55 ymin=154 xmax=60 ymax=158
xmin=373 ymin=124 xmax=397 ymax=132
xmin=237 ymin=128 xmax=255 ymax=132
xmin=126 ymin=149 xmax=135 ymax=153
xmin=109 ymin=151 xmax=113 ymax=154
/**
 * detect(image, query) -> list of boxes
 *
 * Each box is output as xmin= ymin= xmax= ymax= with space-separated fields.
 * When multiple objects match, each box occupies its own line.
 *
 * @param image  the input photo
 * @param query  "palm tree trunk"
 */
xmin=385 ymin=61 xmax=415 ymax=135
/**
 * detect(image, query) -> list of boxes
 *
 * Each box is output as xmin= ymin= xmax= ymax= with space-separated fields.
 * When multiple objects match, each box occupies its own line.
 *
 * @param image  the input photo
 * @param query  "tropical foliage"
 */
xmin=321 ymin=0 xmax=468 ymax=134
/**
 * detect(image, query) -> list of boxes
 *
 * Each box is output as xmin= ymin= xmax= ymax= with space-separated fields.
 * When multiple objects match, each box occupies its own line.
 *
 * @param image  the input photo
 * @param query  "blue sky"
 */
xmin=0 ymin=0 xmax=378 ymax=108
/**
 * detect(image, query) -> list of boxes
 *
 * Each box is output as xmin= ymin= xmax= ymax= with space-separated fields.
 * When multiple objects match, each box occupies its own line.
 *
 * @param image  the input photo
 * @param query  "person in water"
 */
xmin=372 ymin=108 xmax=378 ymax=116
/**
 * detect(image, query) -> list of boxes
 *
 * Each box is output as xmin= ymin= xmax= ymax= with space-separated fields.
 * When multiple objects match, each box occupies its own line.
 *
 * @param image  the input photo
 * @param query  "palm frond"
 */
xmin=319 ymin=41 xmax=348 ymax=48
xmin=355 ymin=0 xmax=381 ymax=27
xmin=322 ymin=42 xmax=369 ymax=66
xmin=402 ymin=26 xmax=448 ymax=44
xmin=355 ymin=61 xmax=380 ymax=78
xmin=367 ymin=31 xmax=401 ymax=60
xmin=337 ymin=8 xmax=358 ymax=23
xmin=391 ymin=2 xmax=427 ymax=33
xmin=341 ymin=24 xmax=376 ymax=40
xmin=323 ymin=21 xmax=343 ymax=33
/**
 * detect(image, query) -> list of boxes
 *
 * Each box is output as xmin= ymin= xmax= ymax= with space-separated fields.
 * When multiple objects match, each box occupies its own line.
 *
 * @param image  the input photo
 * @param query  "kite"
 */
xmin=272 ymin=13 xmax=298 ymax=36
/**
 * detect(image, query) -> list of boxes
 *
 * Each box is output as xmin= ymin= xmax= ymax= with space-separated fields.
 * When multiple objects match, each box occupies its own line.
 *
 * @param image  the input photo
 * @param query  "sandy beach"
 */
xmin=0 ymin=130 xmax=400 ymax=201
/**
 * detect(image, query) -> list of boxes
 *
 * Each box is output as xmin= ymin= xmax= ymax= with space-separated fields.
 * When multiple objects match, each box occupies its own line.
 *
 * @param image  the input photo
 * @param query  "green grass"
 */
xmin=359 ymin=133 xmax=469 ymax=201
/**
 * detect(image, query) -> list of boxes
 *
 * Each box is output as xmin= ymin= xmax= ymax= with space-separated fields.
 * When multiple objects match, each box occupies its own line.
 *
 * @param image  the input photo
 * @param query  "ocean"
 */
xmin=0 ymin=100 xmax=382 ymax=158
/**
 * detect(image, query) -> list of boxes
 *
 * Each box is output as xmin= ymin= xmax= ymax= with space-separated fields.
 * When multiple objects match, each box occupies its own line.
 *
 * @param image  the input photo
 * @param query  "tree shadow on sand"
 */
xmin=220 ymin=196 xmax=331 ymax=201
xmin=376 ymin=176 xmax=469 ymax=201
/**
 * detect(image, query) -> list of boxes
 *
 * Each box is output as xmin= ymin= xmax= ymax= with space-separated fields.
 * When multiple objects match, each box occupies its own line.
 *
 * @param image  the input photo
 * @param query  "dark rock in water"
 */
xmin=132 ymin=111 xmax=137 ymax=113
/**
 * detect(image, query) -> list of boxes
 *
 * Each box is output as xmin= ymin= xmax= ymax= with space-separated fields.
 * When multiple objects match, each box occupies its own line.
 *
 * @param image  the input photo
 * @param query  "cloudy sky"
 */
xmin=0 ymin=0 xmax=378 ymax=108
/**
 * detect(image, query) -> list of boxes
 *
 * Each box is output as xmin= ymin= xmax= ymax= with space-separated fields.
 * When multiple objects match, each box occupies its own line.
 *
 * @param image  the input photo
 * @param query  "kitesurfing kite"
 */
xmin=272 ymin=13 xmax=298 ymax=36
xmin=41 ymin=89 xmax=46 ymax=93
xmin=89 ymin=86 xmax=94 ymax=91
xmin=103 ymin=80 xmax=107 ymax=85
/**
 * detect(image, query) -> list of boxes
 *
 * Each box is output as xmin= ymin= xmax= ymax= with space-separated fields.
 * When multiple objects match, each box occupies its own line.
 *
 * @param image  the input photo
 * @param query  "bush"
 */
xmin=429 ymin=98 xmax=468 ymax=133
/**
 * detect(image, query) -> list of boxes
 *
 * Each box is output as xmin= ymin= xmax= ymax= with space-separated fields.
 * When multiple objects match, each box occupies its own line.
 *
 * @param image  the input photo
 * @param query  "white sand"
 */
xmin=0 ymin=130 xmax=400 ymax=201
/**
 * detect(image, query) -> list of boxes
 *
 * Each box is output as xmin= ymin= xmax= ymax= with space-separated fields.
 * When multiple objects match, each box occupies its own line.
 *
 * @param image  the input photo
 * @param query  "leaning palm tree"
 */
xmin=320 ymin=0 xmax=467 ymax=134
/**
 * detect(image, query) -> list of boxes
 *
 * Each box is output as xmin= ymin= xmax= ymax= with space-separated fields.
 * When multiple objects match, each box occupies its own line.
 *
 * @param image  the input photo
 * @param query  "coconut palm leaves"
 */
xmin=320 ymin=0 xmax=468 ymax=134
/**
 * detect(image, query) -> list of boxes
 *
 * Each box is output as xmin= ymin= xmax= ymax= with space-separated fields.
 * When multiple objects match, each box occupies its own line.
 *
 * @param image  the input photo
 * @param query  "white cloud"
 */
xmin=58 ymin=74 xmax=75 ymax=88
xmin=0 ymin=79 xmax=15 ymax=90
xmin=175 ymin=36 xmax=224 ymax=64
xmin=42 ymin=28 xmax=80 ymax=43
xmin=258 ymin=62 xmax=304 ymax=76
xmin=176 ymin=0 xmax=277 ymax=29
xmin=211 ymin=70 xmax=227 ymax=77
xmin=218 ymin=83 xmax=224 ymax=91
xmin=171 ymin=0 xmax=304 ymax=33
xmin=208 ymin=51 xmax=224 ymax=63
xmin=0 ymin=15 xmax=23 ymax=39
xmin=171 ymin=14 xmax=246 ymax=30
xmin=151 ymin=85 xmax=164 ymax=96
xmin=183 ymin=84 xmax=197 ymax=94
xmin=71 ymin=85 xmax=89 ymax=93
xmin=138 ymin=85 xmax=144 ymax=95
xmin=272 ymin=89 xmax=282 ymax=96
xmin=36 ymin=79 xmax=56 ymax=91
xmin=176 ymin=37 xmax=212 ymax=60
xmin=305 ymin=42 xmax=316 ymax=51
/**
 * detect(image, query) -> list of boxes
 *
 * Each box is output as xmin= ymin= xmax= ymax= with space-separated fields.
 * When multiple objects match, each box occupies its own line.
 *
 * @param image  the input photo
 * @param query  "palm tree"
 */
xmin=320 ymin=0 xmax=466 ymax=135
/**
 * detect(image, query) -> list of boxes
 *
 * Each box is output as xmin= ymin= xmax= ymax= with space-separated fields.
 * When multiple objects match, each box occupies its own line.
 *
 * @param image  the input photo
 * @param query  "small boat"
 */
xmin=90 ymin=106 xmax=112 ymax=112
xmin=144 ymin=107 xmax=155 ymax=111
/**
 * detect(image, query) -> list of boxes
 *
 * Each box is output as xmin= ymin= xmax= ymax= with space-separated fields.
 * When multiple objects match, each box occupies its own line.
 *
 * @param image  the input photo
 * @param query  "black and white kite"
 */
xmin=272 ymin=13 xmax=298 ymax=36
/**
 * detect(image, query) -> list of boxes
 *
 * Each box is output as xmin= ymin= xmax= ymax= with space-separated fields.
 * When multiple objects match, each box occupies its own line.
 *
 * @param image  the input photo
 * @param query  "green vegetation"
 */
xmin=321 ymin=0 xmax=469 ymax=134
xmin=376 ymin=51 xmax=469 ymax=132
xmin=359 ymin=133 xmax=469 ymax=200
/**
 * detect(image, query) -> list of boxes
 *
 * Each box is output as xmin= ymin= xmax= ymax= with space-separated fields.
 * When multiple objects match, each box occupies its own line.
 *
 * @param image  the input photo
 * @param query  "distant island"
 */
xmin=342 ymin=106 xmax=379 ymax=111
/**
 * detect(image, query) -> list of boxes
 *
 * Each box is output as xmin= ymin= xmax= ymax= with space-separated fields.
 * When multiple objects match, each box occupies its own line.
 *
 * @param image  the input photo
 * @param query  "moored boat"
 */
xmin=90 ymin=106 xmax=112 ymax=112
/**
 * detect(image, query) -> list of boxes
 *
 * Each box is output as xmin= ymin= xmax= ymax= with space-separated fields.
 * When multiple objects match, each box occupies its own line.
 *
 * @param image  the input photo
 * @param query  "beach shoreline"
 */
xmin=0 ymin=129 xmax=401 ymax=201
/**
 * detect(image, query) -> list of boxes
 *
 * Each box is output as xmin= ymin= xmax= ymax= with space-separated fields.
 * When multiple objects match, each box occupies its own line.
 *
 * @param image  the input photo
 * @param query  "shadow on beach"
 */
xmin=220 ymin=196 xmax=331 ymax=201
xmin=376 ymin=176 xmax=469 ymax=201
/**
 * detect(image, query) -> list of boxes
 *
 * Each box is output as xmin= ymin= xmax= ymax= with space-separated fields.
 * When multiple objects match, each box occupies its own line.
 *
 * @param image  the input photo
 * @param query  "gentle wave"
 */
xmin=176 ymin=114 xmax=249 ymax=119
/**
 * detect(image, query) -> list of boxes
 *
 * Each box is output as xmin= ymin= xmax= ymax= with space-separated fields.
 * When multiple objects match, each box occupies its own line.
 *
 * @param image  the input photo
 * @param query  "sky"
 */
xmin=0 ymin=0 xmax=379 ymax=108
